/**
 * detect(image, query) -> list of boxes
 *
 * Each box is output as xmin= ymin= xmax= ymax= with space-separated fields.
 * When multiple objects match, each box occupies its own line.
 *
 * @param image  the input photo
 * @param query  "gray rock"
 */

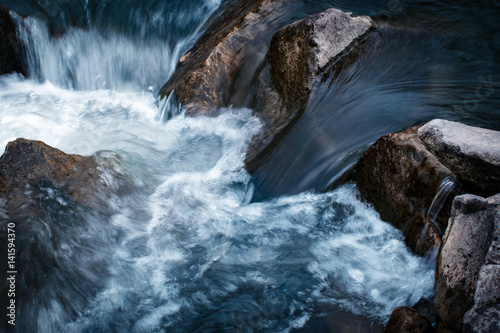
xmin=418 ymin=119 xmax=500 ymax=196
xmin=462 ymin=208 xmax=500 ymax=333
xmin=246 ymin=8 xmax=374 ymax=171
xmin=435 ymin=194 xmax=500 ymax=332
xmin=268 ymin=8 xmax=373 ymax=109
xmin=353 ymin=126 xmax=459 ymax=255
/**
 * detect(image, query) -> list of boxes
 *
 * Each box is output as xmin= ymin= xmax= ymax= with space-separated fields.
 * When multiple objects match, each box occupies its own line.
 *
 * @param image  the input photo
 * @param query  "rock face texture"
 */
xmin=246 ymin=8 xmax=374 ymax=171
xmin=354 ymin=126 xmax=459 ymax=255
xmin=0 ymin=6 xmax=25 ymax=76
xmin=384 ymin=307 xmax=433 ymax=333
xmin=0 ymin=138 xmax=98 ymax=195
xmin=0 ymin=138 xmax=118 ymax=213
xmin=435 ymin=194 xmax=500 ymax=332
xmin=159 ymin=0 xmax=288 ymax=114
xmin=418 ymin=119 xmax=500 ymax=197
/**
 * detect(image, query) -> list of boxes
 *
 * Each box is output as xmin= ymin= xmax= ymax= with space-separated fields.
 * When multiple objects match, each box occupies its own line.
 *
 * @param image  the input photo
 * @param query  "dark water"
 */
xmin=251 ymin=0 xmax=500 ymax=200
xmin=0 ymin=0 xmax=498 ymax=332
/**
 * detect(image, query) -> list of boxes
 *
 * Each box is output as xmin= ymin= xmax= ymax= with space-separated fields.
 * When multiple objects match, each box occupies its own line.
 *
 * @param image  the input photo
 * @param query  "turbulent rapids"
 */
xmin=1 ymin=0 xmax=499 ymax=332
xmin=0 ymin=75 xmax=434 ymax=333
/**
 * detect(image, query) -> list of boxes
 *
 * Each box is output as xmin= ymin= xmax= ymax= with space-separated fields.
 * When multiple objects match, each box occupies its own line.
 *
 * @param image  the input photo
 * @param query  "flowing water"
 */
xmin=1 ymin=0 xmax=498 ymax=332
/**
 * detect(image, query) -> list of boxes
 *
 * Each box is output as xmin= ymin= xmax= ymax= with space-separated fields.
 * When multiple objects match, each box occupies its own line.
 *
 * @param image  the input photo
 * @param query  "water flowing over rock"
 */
xmin=353 ymin=126 xmax=459 ymax=255
xmin=418 ymin=119 xmax=500 ymax=197
xmin=246 ymin=8 xmax=374 ymax=171
xmin=159 ymin=1 xmax=374 ymax=172
xmin=384 ymin=307 xmax=433 ymax=333
xmin=435 ymin=194 xmax=500 ymax=332
xmin=0 ymin=6 xmax=25 ymax=75
xmin=159 ymin=0 xmax=289 ymax=114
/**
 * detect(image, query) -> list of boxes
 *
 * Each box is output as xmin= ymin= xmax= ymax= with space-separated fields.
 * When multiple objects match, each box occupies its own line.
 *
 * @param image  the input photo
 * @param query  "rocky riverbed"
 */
xmin=1 ymin=0 xmax=499 ymax=332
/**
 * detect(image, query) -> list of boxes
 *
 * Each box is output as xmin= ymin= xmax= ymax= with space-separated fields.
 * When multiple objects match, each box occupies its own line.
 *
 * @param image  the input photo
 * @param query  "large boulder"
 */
xmin=384 ymin=307 xmax=434 ymax=333
xmin=159 ymin=0 xmax=289 ymax=114
xmin=418 ymin=119 xmax=500 ymax=197
xmin=435 ymin=194 xmax=500 ymax=332
xmin=353 ymin=126 xmax=459 ymax=255
xmin=246 ymin=8 xmax=374 ymax=171
xmin=0 ymin=6 xmax=25 ymax=75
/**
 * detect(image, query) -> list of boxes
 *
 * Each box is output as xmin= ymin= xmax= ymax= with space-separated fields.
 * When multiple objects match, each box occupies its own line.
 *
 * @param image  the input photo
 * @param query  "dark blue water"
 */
xmin=0 ymin=0 xmax=498 ymax=332
xmin=251 ymin=0 xmax=500 ymax=200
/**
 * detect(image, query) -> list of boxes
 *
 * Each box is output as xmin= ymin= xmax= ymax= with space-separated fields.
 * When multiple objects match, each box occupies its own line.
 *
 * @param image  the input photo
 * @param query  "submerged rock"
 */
xmin=418 ymin=119 xmax=500 ymax=197
xmin=0 ymin=6 xmax=25 ymax=75
xmin=246 ymin=8 xmax=374 ymax=171
xmin=353 ymin=126 xmax=459 ymax=255
xmin=159 ymin=0 xmax=289 ymax=114
xmin=435 ymin=194 xmax=500 ymax=332
xmin=384 ymin=307 xmax=433 ymax=333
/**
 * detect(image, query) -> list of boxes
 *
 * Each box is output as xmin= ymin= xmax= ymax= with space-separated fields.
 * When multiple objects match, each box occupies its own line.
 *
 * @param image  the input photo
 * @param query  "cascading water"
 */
xmin=426 ymin=177 xmax=456 ymax=235
xmin=0 ymin=0 xmax=447 ymax=332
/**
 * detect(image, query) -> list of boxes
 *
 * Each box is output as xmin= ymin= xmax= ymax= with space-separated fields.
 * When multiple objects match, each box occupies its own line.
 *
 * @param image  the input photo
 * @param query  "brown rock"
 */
xmin=0 ymin=138 xmax=109 ymax=211
xmin=0 ymin=138 xmax=97 ymax=192
xmin=435 ymin=194 xmax=500 ymax=332
xmin=462 ymin=199 xmax=500 ymax=333
xmin=403 ymin=212 xmax=442 ymax=257
xmin=246 ymin=8 xmax=374 ymax=171
xmin=0 ymin=6 xmax=25 ymax=76
xmin=418 ymin=119 xmax=500 ymax=197
xmin=353 ymin=126 xmax=459 ymax=255
xmin=384 ymin=307 xmax=434 ymax=333
xmin=159 ymin=0 xmax=290 ymax=115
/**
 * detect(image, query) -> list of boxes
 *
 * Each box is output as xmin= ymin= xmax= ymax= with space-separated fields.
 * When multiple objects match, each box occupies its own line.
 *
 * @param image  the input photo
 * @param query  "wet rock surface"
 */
xmin=384 ymin=306 xmax=434 ymax=333
xmin=0 ymin=138 xmax=99 ymax=195
xmin=353 ymin=126 xmax=459 ymax=255
xmin=435 ymin=194 xmax=500 ymax=332
xmin=0 ymin=138 xmax=128 ymax=214
xmin=418 ymin=119 xmax=500 ymax=197
xmin=246 ymin=8 xmax=374 ymax=171
xmin=0 ymin=6 xmax=25 ymax=76
xmin=159 ymin=0 xmax=291 ymax=115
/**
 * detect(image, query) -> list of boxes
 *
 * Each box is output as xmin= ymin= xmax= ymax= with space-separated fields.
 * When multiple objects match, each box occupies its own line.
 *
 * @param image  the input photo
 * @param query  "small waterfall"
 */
xmin=11 ymin=0 xmax=222 ymax=93
xmin=13 ymin=14 xmax=177 ymax=92
xmin=426 ymin=177 xmax=455 ymax=235
xmin=158 ymin=90 xmax=182 ymax=122
xmin=415 ymin=177 xmax=456 ymax=255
